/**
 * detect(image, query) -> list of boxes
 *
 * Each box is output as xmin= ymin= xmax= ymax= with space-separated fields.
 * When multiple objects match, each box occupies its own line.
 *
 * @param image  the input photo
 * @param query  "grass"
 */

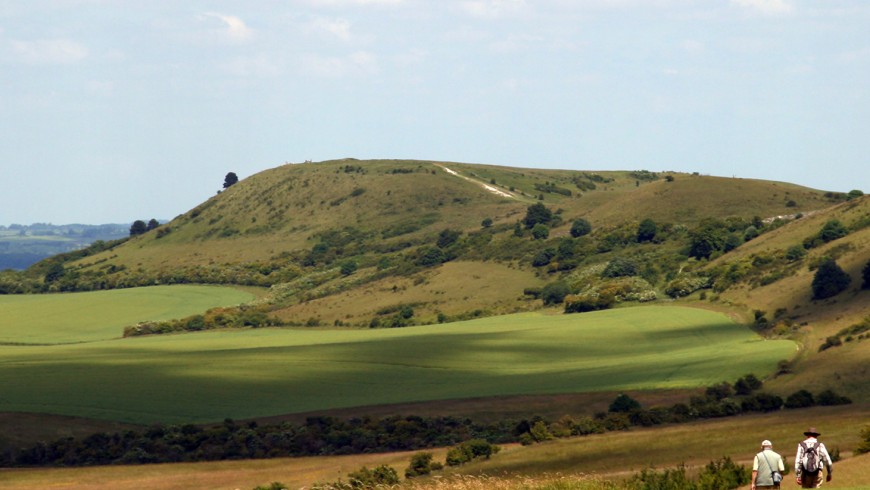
xmin=0 ymin=285 xmax=256 ymax=344
xmin=0 ymin=304 xmax=794 ymax=424
xmin=2 ymin=406 xmax=867 ymax=490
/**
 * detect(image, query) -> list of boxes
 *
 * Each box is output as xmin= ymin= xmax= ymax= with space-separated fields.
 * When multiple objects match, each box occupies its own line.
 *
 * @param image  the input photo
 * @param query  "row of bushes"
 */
xmin=6 ymin=375 xmax=849 ymax=469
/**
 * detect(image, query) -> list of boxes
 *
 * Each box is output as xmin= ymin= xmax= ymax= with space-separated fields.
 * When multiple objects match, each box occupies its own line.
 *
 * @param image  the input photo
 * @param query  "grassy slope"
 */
xmin=0 ymin=285 xmax=255 ymax=344
xmin=700 ymin=195 xmax=870 ymax=403
xmin=2 ymin=406 xmax=867 ymax=490
xmin=70 ymin=159 xmax=827 ymax=278
xmin=0 ymin=306 xmax=793 ymax=424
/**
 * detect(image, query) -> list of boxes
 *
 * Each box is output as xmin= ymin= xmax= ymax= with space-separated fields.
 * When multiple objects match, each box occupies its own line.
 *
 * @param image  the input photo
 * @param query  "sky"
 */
xmin=1 ymin=0 xmax=868 ymax=225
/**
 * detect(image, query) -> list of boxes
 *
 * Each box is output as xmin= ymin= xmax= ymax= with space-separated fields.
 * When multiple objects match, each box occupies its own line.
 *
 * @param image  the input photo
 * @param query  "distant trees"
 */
xmin=223 ymin=172 xmax=239 ymax=189
xmin=688 ymin=219 xmax=728 ymax=259
xmin=812 ymin=258 xmax=851 ymax=299
xmin=130 ymin=219 xmax=160 ymax=236
xmin=129 ymin=220 xmax=147 ymax=236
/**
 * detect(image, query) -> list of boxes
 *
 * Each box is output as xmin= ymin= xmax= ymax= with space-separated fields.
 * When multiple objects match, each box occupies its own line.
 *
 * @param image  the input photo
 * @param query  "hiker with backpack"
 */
xmin=795 ymin=427 xmax=834 ymax=488
xmin=751 ymin=439 xmax=785 ymax=489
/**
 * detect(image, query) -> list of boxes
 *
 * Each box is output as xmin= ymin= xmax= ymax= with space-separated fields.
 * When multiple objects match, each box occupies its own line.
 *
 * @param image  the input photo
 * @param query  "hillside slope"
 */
xmin=20 ymin=159 xmax=869 ymax=403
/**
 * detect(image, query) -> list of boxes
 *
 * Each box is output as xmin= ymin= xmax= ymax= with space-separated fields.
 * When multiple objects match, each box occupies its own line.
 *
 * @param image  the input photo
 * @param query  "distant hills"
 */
xmin=0 ymin=223 xmax=129 ymax=270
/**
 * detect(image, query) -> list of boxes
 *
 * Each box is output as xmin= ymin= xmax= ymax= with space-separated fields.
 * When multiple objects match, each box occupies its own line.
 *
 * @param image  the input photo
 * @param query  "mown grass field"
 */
xmin=0 ymin=301 xmax=794 ymax=424
xmin=0 ymin=285 xmax=256 ymax=344
xmin=2 ymin=405 xmax=867 ymax=490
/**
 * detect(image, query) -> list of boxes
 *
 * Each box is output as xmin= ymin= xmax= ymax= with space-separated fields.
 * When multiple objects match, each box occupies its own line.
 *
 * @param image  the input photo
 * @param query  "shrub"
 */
xmin=609 ymin=394 xmax=641 ymax=413
xmin=818 ymin=336 xmax=842 ymax=352
xmin=733 ymin=374 xmax=762 ymax=395
xmin=348 ymin=464 xmax=400 ymax=488
xmin=340 ymin=260 xmax=357 ymax=276
xmin=416 ymin=247 xmax=446 ymax=267
xmin=741 ymin=393 xmax=783 ymax=412
xmin=818 ymin=219 xmax=849 ymax=243
xmin=602 ymin=257 xmax=638 ymax=278
xmin=785 ymin=244 xmax=806 ymax=261
xmin=531 ymin=223 xmax=550 ymax=240
xmin=481 ymin=217 xmax=493 ymax=228
xmin=816 ymin=389 xmax=852 ymax=406
xmin=811 ymin=258 xmax=851 ymax=299
xmin=564 ymin=291 xmax=614 ymax=313
xmin=523 ymin=203 xmax=553 ymax=228
xmin=637 ymin=218 xmax=657 ymax=242
xmin=784 ymin=390 xmax=815 ymax=409
xmin=696 ymin=456 xmax=751 ymax=490
xmin=445 ymin=439 xmax=500 ymax=466
xmin=856 ymin=425 xmax=870 ymax=455
xmin=665 ymin=275 xmax=711 ymax=298
xmin=404 ymin=452 xmax=442 ymax=478
xmin=541 ymin=281 xmax=570 ymax=305
xmin=570 ymin=218 xmax=592 ymax=238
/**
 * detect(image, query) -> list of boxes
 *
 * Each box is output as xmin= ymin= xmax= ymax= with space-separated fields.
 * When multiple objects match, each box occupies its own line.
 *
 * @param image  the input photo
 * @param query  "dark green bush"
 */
xmin=784 ymin=389 xmax=815 ymax=409
xmin=812 ymin=258 xmax=851 ymax=299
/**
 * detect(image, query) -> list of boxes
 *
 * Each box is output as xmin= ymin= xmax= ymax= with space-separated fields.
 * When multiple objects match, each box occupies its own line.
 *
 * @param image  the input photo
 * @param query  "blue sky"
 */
xmin=1 ymin=0 xmax=868 ymax=225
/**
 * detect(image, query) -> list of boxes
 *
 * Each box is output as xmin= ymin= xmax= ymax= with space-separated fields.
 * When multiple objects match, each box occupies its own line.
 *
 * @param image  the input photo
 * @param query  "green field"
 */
xmin=0 ymin=301 xmax=795 ymax=424
xmin=0 ymin=285 xmax=256 ymax=344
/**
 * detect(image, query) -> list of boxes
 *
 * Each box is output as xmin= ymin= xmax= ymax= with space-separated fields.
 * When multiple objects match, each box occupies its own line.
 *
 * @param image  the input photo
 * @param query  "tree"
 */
xmin=129 ymin=220 xmax=147 ymax=236
xmin=481 ymin=217 xmax=493 ymax=228
xmin=688 ymin=220 xmax=727 ymax=259
xmin=602 ymin=257 xmax=638 ymax=278
xmin=541 ymin=281 xmax=570 ymax=305
xmin=146 ymin=219 xmax=160 ymax=231
xmin=609 ymin=393 xmax=641 ymax=413
xmin=531 ymin=223 xmax=550 ymax=240
xmin=636 ymin=218 xmax=657 ymax=242
xmin=340 ymin=260 xmax=357 ymax=276
xmin=812 ymin=258 xmax=852 ymax=299
xmin=223 ymin=172 xmax=239 ymax=189
xmin=570 ymin=218 xmax=592 ymax=238
xmin=523 ymin=203 xmax=553 ymax=228
xmin=436 ymin=229 xmax=461 ymax=248
xmin=44 ymin=262 xmax=65 ymax=283
xmin=847 ymin=189 xmax=864 ymax=200
xmin=818 ymin=219 xmax=848 ymax=243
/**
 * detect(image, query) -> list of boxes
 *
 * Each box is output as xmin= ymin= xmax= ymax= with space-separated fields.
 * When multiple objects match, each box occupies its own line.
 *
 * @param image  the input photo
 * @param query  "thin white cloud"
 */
xmin=6 ymin=38 xmax=88 ymax=64
xmin=459 ymin=0 xmax=527 ymax=19
xmin=730 ymin=0 xmax=794 ymax=15
xmin=304 ymin=17 xmax=353 ymax=41
xmin=202 ymin=12 xmax=253 ymax=42
xmin=305 ymin=0 xmax=403 ymax=5
xmin=300 ymin=50 xmax=378 ymax=77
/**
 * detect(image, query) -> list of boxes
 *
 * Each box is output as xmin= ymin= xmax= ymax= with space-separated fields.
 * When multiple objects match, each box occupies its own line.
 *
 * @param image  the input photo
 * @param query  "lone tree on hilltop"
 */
xmin=147 ymin=219 xmax=160 ymax=231
xmin=129 ymin=220 xmax=147 ymax=236
xmin=223 ymin=172 xmax=239 ymax=189
xmin=812 ymin=258 xmax=851 ymax=299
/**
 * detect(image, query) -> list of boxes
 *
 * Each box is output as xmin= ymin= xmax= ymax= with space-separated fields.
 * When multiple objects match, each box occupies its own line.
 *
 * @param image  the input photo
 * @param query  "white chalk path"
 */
xmin=435 ymin=164 xmax=523 ymax=201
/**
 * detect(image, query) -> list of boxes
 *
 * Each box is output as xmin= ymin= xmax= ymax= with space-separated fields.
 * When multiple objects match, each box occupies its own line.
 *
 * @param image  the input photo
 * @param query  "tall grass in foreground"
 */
xmin=404 ymin=474 xmax=618 ymax=490
xmin=305 ymin=474 xmax=619 ymax=490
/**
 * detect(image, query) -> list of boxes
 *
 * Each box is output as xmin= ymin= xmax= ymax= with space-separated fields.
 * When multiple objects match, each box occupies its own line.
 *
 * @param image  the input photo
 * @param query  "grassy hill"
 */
xmin=11 ymin=159 xmax=867 ymax=405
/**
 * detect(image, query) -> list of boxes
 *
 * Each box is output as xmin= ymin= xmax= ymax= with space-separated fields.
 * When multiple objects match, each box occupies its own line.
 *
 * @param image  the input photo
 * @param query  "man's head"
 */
xmin=762 ymin=439 xmax=773 ymax=449
xmin=804 ymin=427 xmax=821 ymax=437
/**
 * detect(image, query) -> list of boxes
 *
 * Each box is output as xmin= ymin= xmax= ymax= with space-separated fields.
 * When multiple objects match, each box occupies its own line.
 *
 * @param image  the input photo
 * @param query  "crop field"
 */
xmin=0 ymin=285 xmax=256 ymax=344
xmin=0 ymin=302 xmax=795 ymax=424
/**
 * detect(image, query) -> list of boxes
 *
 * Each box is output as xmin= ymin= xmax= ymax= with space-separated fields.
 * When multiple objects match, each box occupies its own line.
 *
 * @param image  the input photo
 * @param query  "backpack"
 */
xmin=801 ymin=441 xmax=820 ymax=474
